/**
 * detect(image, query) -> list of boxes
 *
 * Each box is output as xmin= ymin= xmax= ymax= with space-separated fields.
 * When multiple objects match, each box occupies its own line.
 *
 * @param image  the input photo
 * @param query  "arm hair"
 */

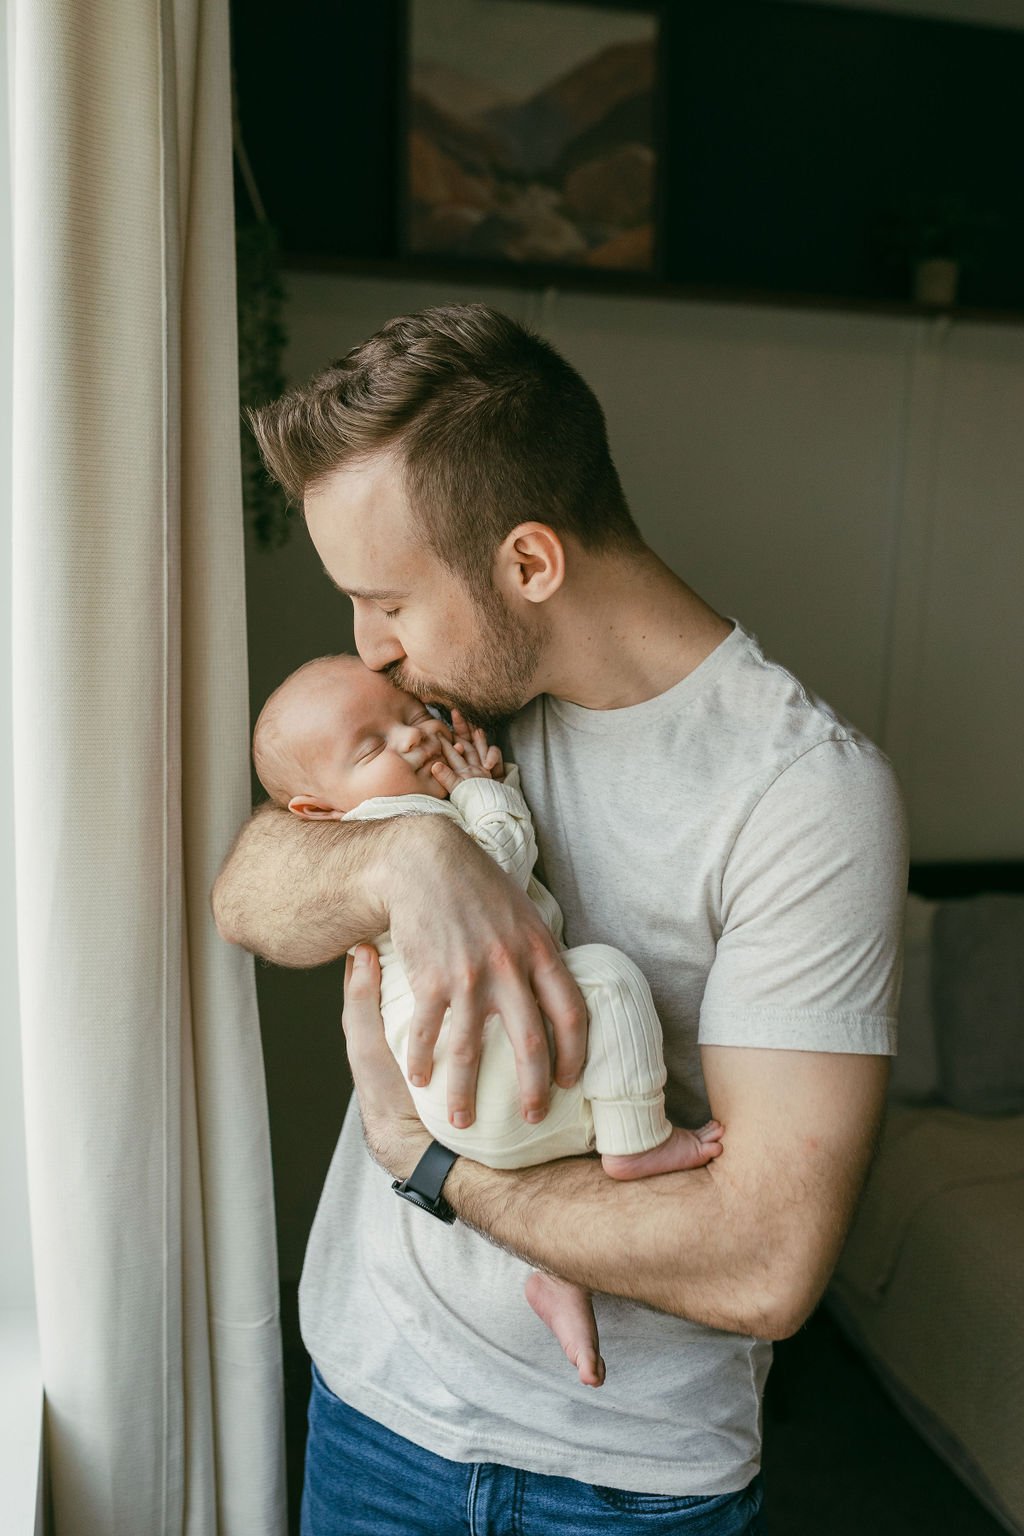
xmin=211 ymin=799 xmax=440 ymax=967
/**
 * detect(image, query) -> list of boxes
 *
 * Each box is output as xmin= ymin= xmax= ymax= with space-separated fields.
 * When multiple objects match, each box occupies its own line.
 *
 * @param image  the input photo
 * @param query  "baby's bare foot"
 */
xmin=525 ymin=1272 xmax=606 ymax=1388
xmin=601 ymin=1120 xmax=724 ymax=1181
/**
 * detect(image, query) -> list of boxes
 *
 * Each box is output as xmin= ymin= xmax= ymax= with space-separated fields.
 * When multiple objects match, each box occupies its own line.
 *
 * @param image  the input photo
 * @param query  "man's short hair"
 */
xmin=247 ymin=302 xmax=643 ymax=594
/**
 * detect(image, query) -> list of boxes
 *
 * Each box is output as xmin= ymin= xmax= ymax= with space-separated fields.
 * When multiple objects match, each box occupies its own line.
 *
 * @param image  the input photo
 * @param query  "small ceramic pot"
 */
xmin=913 ymin=257 xmax=959 ymax=307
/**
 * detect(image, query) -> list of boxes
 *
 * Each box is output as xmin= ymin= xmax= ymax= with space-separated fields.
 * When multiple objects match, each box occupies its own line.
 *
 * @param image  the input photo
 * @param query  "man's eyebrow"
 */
xmin=322 ymin=568 xmax=410 ymax=601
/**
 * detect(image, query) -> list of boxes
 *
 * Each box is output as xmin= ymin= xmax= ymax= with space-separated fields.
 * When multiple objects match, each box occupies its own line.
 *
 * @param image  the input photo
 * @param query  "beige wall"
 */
xmin=245 ymin=273 xmax=1024 ymax=1279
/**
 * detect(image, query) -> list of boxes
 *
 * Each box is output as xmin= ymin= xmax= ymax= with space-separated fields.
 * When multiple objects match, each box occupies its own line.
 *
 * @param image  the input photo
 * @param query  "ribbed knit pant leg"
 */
xmin=562 ymin=942 xmax=673 ymax=1156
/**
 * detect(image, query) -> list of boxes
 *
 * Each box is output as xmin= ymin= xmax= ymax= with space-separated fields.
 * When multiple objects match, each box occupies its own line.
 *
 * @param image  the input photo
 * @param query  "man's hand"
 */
xmin=213 ymin=735 xmax=587 ymax=1127
xmin=342 ymin=945 xmax=430 ymax=1182
xmin=374 ymin=814 xmax=587 ymax=1131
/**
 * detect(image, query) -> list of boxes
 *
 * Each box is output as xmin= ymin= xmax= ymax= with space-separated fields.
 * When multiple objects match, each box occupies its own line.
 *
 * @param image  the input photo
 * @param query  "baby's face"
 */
xmin=295 ymin=661 xmax=453 ymax=814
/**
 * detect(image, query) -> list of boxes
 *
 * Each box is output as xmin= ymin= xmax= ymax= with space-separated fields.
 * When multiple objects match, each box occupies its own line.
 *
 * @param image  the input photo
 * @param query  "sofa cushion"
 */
xmin=932 ymin=893 xmax=1024 ymax=1115
xmin=889 ymin=893 xmax=941 ymax=1103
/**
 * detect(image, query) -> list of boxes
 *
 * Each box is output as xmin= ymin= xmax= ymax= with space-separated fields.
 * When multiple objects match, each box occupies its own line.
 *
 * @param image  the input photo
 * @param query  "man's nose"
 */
xmin=353 ymin=606 xmax=404 ymax=672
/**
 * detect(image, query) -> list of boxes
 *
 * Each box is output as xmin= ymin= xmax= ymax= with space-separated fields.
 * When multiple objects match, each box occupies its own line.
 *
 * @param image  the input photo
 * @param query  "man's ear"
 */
xmin=287 ymin=794 xmax=344 ymax=820
xmin=496 ymin=522 xmax=565 ymax=605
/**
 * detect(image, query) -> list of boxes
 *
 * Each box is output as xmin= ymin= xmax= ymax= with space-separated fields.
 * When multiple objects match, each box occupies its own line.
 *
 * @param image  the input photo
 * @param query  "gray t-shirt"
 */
xmin=298 ymin=616 xmax=909 ymax=1495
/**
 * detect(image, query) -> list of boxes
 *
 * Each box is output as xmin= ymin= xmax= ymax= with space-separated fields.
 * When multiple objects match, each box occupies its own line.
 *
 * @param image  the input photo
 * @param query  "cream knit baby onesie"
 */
xmin=342 ymin=766 xmax=672 ymax=1168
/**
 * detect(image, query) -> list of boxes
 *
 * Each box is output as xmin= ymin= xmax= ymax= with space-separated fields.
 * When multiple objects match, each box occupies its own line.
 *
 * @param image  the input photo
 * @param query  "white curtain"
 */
xmin=9 ymin=1 xmax=286 ymax=1531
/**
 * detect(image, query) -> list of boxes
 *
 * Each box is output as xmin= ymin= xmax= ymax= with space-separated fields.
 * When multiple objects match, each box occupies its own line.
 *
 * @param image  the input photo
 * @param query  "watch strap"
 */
xmin=392 ymin=1139 xmax=459 ymax=1223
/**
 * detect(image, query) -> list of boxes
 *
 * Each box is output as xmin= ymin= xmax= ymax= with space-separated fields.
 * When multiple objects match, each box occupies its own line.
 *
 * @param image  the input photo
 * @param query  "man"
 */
xmin=213 ymin=302 xmax=908 ymax=1535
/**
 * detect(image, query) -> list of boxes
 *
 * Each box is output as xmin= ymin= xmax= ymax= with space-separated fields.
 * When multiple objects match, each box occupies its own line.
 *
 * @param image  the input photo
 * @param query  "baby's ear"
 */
xmin=287 ymin=794 xmax=343 ymax=820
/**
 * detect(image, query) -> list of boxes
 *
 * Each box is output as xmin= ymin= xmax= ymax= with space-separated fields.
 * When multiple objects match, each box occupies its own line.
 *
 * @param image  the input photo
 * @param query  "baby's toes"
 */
xmin=689 ymin=1137 xmax=718 ymax=1166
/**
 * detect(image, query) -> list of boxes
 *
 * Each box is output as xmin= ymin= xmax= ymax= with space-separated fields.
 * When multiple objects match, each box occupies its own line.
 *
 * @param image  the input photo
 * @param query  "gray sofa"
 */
xmin=827 ymin=877 xmax=1024 ymax=1535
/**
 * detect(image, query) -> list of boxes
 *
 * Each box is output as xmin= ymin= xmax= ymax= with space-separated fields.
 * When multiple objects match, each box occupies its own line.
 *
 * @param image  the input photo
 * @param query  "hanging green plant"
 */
xmin=236 ymin=219 xmax=291 ymax=548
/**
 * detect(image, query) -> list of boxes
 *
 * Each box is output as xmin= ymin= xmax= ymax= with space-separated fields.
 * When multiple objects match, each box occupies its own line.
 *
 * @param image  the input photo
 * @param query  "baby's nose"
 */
xmin=396 ymin=723 xmax=422 ymax=752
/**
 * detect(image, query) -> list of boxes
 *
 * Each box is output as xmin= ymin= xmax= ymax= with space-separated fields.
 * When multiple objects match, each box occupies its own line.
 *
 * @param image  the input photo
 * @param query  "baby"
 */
xmin=253 ymin=654 xmax=724 ymax=1388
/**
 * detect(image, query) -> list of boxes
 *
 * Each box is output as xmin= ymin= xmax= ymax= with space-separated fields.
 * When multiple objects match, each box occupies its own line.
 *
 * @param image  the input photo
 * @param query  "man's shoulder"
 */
xmin=721 ymin=637 xmax=906 ymax=877
xmin=698 ymin=620 xmax=894 ymax=766
xmin=503 ymin=621 xmax=881 ymax=768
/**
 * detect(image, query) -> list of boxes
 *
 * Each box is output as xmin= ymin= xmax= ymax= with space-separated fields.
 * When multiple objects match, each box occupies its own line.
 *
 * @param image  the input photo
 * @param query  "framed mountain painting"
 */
xmin=398 ymin=0 xmax=666 ymax=275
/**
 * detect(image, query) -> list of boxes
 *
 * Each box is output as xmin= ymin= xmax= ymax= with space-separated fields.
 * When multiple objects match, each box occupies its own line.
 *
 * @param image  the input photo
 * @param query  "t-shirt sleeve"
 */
xmin=698 ymin=738 xmax=909 ymax=1055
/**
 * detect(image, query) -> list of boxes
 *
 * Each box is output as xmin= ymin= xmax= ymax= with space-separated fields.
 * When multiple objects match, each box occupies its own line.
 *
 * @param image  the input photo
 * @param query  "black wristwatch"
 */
xmin=392 ymin=1140 xmax=459 ymax=1224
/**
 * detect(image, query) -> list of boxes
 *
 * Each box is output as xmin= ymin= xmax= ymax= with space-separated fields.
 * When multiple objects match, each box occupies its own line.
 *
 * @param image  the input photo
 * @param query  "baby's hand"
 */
xmin=451 ymin=708 xmax=505 ymax=781
xmin=430 ymin=715 xmax=504 ymax=794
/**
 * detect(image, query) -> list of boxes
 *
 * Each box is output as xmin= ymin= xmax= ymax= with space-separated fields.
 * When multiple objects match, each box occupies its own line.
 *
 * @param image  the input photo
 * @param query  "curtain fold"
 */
xmin=9 ymin=1 xmax=286 ymax=1531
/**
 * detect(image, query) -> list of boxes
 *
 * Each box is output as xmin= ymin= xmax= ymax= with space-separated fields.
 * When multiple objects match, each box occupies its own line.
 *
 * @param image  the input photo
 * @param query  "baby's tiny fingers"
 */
xmin=439 ymin=732 xmax=490 ymax=780
xmin=458 ymin=735 xmax=485 ymax=771
xmin=431 ymin=759 xmax=460 ymax=792
xmin=450 ymin=708 xmax=474 ymax=744
xmin=440 ymin=737 xmax=468 ymax=770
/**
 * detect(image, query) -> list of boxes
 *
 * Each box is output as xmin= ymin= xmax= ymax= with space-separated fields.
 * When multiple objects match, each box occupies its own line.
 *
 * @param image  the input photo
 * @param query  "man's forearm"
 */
xmin=441 ymin=1149 xmax=786 ymax=1339
xmin=212 ymin=801 xmax=443 ymax=967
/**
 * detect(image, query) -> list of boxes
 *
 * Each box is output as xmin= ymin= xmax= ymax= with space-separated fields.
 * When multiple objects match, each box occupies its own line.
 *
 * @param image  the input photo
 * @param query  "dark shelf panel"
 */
xmin=233 ymin=0 xmax=1024 ymax=324
xmin=281 ymin=252 xmax=1024 ymax=329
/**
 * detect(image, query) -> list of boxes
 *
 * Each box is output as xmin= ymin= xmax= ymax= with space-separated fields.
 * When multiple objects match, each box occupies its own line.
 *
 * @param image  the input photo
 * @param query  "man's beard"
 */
xmin=384 ymin=585 xmax=545 ymax=733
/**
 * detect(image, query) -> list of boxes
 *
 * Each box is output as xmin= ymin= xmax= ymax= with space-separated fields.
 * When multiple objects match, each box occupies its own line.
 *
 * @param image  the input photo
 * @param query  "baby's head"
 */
xmin=253 ymin=654 xmax=453 ymax=819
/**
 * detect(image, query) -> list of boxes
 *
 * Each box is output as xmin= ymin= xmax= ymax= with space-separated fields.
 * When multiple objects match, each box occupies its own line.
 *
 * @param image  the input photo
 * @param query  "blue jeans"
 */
xmin=301 ymin=1361 xmax=766 ymax=1535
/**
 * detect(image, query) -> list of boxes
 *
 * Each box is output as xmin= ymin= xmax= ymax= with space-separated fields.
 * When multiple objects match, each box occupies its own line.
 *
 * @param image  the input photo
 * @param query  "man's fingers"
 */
xmin=342 ymin=945 xmax=381 ymax=1036
xmin=405 ymin=988 xmax=449 ymax=1088
xmin=342 ymin=946 xmax=394 ymax=1080
xmin=342 ymin=946 xmax=423 ymax=1154
xmin=531 ymin=955 xmax=589 ymax=1089
xmin=442 ymin=995 xmax=486 ymax=1129
xmin=406 ymin=957 xmax=578 ymax=1126
xmin=486 ymin=981 xmax=557 ymax=1122
xmin=342 ymin=947 xmax=390 ymax=1068
xmin=444 ymin=984 xmax=554 ymax=1127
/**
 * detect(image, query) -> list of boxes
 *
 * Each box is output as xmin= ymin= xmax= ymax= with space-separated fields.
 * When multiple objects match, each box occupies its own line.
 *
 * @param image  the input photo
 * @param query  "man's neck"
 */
xmin=536 ymin=549 xmax=734 ymax=711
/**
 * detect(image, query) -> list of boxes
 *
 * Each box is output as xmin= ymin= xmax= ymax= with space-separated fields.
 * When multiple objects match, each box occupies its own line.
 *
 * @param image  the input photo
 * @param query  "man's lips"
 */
xmin=399 ymin=673 xmax=453 ymax=717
